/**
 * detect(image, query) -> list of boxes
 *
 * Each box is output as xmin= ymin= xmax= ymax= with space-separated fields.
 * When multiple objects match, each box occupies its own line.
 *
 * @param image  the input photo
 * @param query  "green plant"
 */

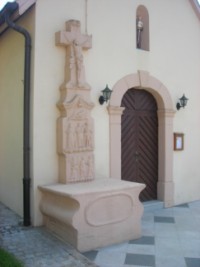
xmin=0 ymin=248 xmax=24 ymax=267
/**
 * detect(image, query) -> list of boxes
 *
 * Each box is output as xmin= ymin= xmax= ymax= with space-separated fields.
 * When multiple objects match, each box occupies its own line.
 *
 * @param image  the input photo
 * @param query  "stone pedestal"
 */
xmin=39 ymin=178 xmax=145 ymax=252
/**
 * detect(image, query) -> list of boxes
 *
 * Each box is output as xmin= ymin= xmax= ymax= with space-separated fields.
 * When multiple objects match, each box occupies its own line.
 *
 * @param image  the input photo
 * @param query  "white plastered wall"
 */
xmin=0 ymin=30 xmax=23 ymax=216
xmin=0 ymin=7 xmax=35 ymax=217
xmin=31 ymin=0 xmax=200 ymax=225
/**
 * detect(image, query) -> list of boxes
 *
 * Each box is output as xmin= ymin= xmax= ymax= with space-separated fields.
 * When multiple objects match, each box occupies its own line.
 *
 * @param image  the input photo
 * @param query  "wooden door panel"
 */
xmin=121 ymin=88 xmax=158 ymax=201
xmin=121 ymin=113 xmax=137 ymax=182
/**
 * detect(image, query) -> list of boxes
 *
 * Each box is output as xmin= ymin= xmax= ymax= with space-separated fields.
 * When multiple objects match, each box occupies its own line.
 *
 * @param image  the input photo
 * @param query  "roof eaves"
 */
xmin=0 ymin=2 xmax=18 ymax=25
xmin=0 ymin=0 xmax=36 ymax=35
xmin=16 ymin=0 xmax=36 ymax=15
xmin=189 ymin=0 xmax=200 ymax=21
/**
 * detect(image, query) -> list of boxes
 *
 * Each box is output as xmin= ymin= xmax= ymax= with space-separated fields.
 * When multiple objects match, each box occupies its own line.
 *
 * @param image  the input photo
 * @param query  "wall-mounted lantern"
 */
xmin=176 ymin=94 xmax=189 ymax=110
xmin=99 ymin=85 xmax=112 ymax=105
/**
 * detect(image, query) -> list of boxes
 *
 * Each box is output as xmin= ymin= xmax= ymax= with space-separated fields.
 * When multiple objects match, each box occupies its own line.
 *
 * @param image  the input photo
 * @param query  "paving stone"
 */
xmin=2 ymin=201 xmax=200 ymax=267
xmin=0 ymin=202 xmax=98 ymax=267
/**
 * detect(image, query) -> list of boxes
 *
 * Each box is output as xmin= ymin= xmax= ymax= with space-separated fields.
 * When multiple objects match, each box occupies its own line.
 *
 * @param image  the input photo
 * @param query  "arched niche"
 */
xmin=108 ymin=71 xmax=175 ymax=207
xmin=136 ymin=5 xmax=149 ymax=51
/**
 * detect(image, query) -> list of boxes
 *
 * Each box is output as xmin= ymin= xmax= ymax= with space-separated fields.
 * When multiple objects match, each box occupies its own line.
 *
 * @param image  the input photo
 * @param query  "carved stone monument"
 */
xmin=56 ymin=20 xmax=94 ymax=183
xmin=39 ymin=20 xmax=145 ymax=252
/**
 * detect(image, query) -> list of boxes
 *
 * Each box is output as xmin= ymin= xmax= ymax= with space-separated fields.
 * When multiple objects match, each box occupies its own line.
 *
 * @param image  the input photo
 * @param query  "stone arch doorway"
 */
xmin=108 ymin=71 xmax=175 ymax=207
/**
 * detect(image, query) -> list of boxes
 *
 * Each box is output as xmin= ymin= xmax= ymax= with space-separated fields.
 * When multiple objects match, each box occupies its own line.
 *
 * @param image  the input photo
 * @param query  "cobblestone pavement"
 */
xmin=0 ymin=202 xmax=98 ymax=267
xmin=1 ymin=201 xmax=200 ymax=267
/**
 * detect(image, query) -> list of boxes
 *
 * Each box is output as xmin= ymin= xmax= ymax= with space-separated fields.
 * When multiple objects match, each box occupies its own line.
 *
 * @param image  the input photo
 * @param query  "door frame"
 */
xmin=108 ymin=70 xmax=175 ymax=207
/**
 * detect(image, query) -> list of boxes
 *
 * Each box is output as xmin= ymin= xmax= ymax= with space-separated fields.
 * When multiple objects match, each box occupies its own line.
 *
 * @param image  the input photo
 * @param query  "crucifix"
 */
xmin=56 ymin=20 xmax=92 ymax=89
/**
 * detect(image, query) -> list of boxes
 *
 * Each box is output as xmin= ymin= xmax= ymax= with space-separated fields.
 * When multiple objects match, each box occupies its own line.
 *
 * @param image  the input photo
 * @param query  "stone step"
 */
xmin=143 ymin=200 xmax=164 ymax=213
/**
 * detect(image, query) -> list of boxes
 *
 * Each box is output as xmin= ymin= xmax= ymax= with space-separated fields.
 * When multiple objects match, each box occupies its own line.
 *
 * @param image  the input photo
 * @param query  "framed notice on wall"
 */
xmin=174 ymin=133 xmax=184 ymax=151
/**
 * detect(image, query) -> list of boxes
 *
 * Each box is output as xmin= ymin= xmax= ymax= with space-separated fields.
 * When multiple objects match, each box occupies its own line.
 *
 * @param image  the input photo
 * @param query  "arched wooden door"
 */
xmin=121 ymin=88 xmax=158 ymax=201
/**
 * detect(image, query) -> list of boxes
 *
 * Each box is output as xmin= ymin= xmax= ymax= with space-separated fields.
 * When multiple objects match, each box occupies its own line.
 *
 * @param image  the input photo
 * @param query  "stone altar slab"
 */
xmin=39 ymin=178 xmax=145 ymax=252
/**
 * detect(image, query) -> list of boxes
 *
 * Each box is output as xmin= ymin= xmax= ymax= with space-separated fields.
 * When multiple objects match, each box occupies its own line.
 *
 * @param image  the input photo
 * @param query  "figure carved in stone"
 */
xmin=87 ymin=155 xmax=94 ymax=179
xmin=70 ymin=157 xmax=79 ymax=181
xmin=56 ymin=20 xmax=92 ymax=89
xmin=66 ymin=121 xmax=94 ymax=152
xmin=136 ymin=16 xmax=143 ymax=49
xmin=80 ymin=157 xmax=87 ymax=179
xmin=70 ymin=155 xmax=94 ymax=182
xmin=72 ymin=40 xmax=84 ymax=86
xmin=66 ymin=123 xmax=77 ymax=152
xmin=84 ymin=122 xmax=93 ymax=149
xmin=75 ymin=123 xmax=81 ymax=149
xmin=79 ymin=123 xmax=84 ymax=148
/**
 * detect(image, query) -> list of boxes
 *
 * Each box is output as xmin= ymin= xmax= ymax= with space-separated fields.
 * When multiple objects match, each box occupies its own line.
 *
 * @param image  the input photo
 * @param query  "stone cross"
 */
xmin=56 ymin=20 xmax=92 ymax=89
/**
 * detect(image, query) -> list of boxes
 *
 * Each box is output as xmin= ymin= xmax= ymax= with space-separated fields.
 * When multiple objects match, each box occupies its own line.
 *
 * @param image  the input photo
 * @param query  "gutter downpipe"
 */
xmin=2 ymin=2 xmax=31 ymax=226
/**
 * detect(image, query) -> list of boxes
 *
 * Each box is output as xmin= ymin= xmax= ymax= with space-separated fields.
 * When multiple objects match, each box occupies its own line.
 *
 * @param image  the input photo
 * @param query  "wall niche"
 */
xmin=136 ymin=5 xmax=149 ymax=51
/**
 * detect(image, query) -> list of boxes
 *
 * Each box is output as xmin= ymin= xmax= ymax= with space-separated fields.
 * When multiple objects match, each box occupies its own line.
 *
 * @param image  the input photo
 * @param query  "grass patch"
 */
xmin=0 ymin=247 xmax=24 ymax=267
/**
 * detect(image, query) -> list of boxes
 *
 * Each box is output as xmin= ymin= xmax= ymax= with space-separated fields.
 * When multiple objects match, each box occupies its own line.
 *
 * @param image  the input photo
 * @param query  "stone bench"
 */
xmin=39 ymin=178 xmax=145 ymax=252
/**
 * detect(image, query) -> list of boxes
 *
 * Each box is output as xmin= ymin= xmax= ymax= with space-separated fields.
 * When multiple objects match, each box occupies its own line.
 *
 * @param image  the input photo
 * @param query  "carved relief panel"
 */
xmin=65 ymin=121 xmax=94 ymax=153
xmin=57 ymin=95 xmax=95 ymax=183
xmin=67 ymin=153 xmax=94 ymax=183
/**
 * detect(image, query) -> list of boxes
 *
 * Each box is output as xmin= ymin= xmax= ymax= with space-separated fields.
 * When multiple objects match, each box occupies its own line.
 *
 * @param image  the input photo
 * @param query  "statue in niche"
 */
xmin=136 ymin=16 xmax=143 ymax=49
